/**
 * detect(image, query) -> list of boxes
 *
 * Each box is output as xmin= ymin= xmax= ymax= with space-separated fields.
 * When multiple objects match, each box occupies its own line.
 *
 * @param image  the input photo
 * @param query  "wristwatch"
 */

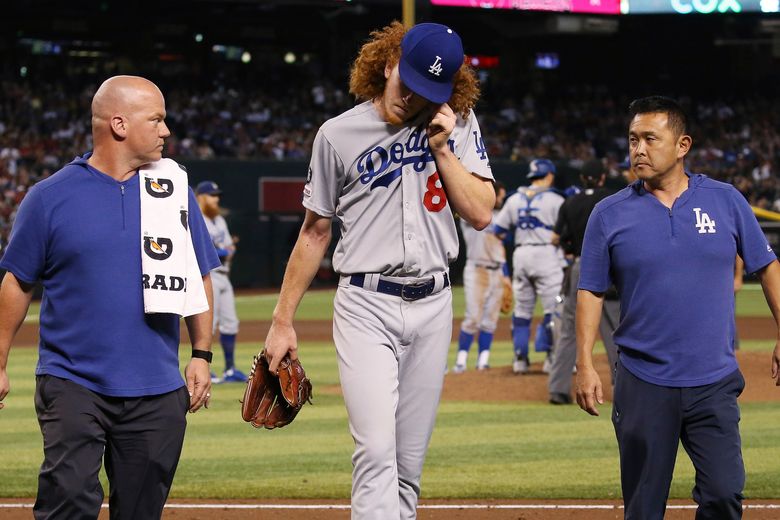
xmin=191 ymin=349 xmax=213 ymax=363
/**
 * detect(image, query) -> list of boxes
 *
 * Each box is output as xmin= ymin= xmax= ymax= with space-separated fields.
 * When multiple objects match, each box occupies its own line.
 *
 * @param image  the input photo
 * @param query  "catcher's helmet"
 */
xmin=526 ymin=159 xmax=556 ymax=179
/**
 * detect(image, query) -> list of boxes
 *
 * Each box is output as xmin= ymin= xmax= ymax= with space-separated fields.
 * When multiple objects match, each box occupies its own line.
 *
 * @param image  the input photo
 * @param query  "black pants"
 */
xmin=612 ymin=362 xmax=745 ymax=520
xmin=33 ymin=375 xmax=189 ymax=520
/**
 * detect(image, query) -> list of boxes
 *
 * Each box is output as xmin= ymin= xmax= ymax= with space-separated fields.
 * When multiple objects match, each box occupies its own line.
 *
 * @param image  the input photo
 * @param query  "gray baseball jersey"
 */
xmin=205 ymin=215 xmax=238 ymax=335
xmin=204 ymin=214 xmax=233 ymax=274
xmin=495 ymin=186 xmax=565 ymax=321
xmin=460 ymin=209 xmax=505 ymax=266
xmin=303 ymin=100 xmax=493 ymax=277
xmin=494 ymin=186 xmax=564 ymax=246
xmin=303 ymin=100 xmax=492 ymax=519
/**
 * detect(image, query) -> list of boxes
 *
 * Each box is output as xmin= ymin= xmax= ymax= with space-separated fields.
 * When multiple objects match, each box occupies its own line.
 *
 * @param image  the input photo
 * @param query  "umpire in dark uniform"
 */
xmin=577 ymin=96 xmax=780 ymax=519
xmin=547 ymin=159 xmax=619 ymax=405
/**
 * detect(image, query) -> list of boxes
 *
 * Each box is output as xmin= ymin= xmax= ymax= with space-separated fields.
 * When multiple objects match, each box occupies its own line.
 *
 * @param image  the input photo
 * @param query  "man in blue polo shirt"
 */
xmin=0 ymin=76 xmax=220 ymax=519
xmin=576 ymin=96 xmax=780 ymax=520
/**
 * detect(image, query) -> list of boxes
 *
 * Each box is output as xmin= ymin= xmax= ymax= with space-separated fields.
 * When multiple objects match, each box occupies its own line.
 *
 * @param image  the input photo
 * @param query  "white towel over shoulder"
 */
xmin=140 ymin=158 xmax=208 ymax=317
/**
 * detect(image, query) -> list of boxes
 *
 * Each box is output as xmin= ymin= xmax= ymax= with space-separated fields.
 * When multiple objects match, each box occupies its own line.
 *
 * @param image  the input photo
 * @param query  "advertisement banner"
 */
xmin=624 ymin=0 xmax=778 ymax=12
xmin=430 ymin=0 xmax=621 ymax=14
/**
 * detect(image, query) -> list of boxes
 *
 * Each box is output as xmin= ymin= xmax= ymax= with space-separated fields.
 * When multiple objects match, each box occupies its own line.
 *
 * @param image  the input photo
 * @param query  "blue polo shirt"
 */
xmin=0 ymin=154 xmax=220 ymax=397
xmin=579 ymin=173 xmax=776 ymax=387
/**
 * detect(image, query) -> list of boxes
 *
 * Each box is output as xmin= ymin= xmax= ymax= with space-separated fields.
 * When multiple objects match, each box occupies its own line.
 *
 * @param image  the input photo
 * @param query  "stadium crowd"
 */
xmin=2 ymin=77 xmax=780 ymax=253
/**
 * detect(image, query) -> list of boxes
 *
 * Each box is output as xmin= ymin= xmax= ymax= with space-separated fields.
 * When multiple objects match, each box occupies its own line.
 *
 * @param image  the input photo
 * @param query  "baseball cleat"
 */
xmin=512 ymin=355 xmax=529 ymax=374
xmin=452 ymin=364 xmax=466 ymax=374
xmin=476 ymin=364 xmax=489 ymax=371
xmin=222 ymin=367 xmax=248 ymax=383
xmin=210 ymin=371 xmax=222 ymax=384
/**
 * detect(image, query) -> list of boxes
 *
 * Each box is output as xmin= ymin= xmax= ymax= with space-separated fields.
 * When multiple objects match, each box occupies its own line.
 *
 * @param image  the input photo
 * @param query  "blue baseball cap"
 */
xmin=398 ymin=23 xmax=464 ymax=104
xmin=195 ymin=180 xmax=221 ymax=195
xmin=526 ymin=159 xmax=556 ymax=179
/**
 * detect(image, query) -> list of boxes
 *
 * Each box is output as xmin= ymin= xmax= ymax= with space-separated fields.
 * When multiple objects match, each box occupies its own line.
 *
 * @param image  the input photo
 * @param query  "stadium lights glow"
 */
xmin=20 ymin=66 xmax=28 ymax=78
xmin=241 ymin=51 xmax=252 ymax=64
xmin=195 ymin=33 xmax=203 ymax=43
xmin=67 ymin=50 xmax=107 ymax=58
xmin=284 ymin=52 xmax=296 ymax=64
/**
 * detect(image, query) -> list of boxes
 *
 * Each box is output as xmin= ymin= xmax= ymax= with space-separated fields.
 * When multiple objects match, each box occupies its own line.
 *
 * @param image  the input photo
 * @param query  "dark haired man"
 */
xmin=576 ymin=96 xmax=780 ymax=519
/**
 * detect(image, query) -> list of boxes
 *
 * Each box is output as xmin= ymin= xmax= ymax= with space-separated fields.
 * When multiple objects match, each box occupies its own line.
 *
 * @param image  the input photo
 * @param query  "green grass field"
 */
xmin=21 ymin=282 xmax=775 ymax=324
xmin=3 ymin=285 xmax=780 ymax=500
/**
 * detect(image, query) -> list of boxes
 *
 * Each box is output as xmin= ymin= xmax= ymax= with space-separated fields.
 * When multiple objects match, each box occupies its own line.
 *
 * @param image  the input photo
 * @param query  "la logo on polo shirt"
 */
xmin=693 ymin=207 xmax=716 ymax=234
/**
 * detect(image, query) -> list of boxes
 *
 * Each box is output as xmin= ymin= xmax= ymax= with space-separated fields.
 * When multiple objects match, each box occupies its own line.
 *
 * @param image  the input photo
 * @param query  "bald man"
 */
xmin=0 ymin=76 xmax=220 ymax=519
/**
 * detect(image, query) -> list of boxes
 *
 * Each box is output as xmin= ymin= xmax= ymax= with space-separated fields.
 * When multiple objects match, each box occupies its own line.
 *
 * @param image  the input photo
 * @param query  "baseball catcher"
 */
xmin=241 ymin=350 xmax=312 ymax=429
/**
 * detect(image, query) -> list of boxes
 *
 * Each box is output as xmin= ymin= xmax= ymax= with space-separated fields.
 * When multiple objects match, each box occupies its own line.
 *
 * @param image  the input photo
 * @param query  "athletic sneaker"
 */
xmin=512 ymin=355 xmax=529 ymax=375
xmin=210 ymin=371 xmax=222 ymax=384
xmin=222 ymin=368 xmax=248 ymax=383
xmin=542 ymin=354 xmax=553 ymax=374
xmin=476 ymin=364 xmax=490 ymax=371
xmin=452 ymin=363 xmax=466 ymax=374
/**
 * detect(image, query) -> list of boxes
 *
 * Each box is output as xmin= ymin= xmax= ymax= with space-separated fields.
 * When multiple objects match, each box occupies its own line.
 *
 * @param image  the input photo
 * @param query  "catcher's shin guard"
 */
xmin=512 ymin=316 xmax=531 ymax=358
xmin=534 ymin=314 xmax=554 ymax=353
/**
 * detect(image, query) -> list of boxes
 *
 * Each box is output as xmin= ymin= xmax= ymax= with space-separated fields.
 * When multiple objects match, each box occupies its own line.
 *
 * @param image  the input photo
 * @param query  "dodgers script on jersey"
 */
xmin=495 ymin=186 xmax=564 ymax=246
xmin=303 ymin=100 xmax=493 ymax=277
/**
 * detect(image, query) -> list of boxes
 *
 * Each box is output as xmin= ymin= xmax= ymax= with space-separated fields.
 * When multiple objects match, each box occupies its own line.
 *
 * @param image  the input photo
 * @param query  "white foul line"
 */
xmin=1 ymin=503 xmax=780 ymax=510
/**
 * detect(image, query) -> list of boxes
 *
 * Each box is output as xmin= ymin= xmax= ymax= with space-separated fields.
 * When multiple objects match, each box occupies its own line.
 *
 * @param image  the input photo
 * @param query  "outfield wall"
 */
xmin=180 ymin=158 xmax=591 ymax=288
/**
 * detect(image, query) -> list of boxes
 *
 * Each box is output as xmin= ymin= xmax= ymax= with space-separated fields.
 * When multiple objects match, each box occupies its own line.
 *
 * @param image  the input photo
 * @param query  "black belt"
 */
xmin=474 ymin=263 xmax=501 ymax=270
xmin=349 ymin=273 xmax=449 ymax=301
xmin=516 ymin=243 xmax=550 ymax=247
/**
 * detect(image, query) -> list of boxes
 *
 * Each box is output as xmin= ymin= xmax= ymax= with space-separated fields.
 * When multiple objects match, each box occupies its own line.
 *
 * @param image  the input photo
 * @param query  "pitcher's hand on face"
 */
xmin=575 ymin=365 xmax=604 ymax=416
xmin=264 ymin=322 xmax=298 ymax=374
xmin=427 ymin=103 xmax=456 ymax=152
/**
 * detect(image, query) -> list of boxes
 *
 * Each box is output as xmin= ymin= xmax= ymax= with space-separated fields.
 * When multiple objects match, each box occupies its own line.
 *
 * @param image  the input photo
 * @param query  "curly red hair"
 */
xmin=348 ymin=21 xmax=481 ymax=119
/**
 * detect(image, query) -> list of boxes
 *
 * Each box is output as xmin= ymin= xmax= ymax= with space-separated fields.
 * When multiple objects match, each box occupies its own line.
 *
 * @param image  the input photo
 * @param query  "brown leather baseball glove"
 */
xmin=500 ymin=278 xmax=513 ymax=314
xmin=241 ymin=350 xmax=313 ymax=429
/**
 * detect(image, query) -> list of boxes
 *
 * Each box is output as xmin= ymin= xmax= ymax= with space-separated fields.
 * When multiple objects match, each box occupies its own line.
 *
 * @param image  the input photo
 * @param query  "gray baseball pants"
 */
xmin=333 ymin=276 xmax=452 ymax=520
xmin=211 ymin=270 xmax=239 ymax=335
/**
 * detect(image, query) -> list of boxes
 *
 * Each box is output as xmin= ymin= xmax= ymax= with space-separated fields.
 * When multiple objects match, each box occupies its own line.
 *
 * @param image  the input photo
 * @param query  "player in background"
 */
xmin=263 ymin=22 xmax=494 ymax=519
xmin=453 ymin=181 xmax=508 ymax=372
xmin=196 ymin=181 xmax=247 ymax=383
xmin=494 ymin=159 xmax=565 ymax=374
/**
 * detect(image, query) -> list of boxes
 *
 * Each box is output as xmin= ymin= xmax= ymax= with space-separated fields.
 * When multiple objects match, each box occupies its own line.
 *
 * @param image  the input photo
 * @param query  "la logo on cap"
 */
xmin=398 ymin=23 xmax=464 ymax=104
xmin=429 ymin=56 xmax=443 ymax=76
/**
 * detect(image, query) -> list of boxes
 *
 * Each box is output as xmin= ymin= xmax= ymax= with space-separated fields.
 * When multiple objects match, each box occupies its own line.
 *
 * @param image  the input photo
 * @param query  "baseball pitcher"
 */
xmin=263 ymin=22 xmax=494 ymax=519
